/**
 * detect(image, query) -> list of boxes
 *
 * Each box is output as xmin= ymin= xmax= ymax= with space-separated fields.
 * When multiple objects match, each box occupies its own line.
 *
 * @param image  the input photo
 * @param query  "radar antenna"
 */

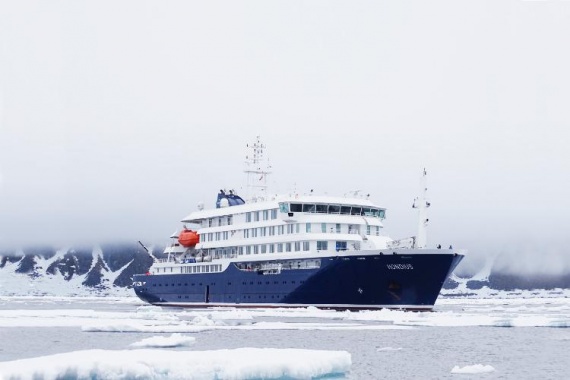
xmin=244 ymin=136 xmax=272 ymax=200
xmin=412 ymin=168 xmax=431 ymax=248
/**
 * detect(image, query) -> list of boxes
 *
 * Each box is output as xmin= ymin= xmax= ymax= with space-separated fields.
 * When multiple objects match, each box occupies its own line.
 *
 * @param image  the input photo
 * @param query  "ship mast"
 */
xmin=244 ymin=136 xmax=271 ymax=201
xmin=412 ymin=168 xmax=430 ymax=248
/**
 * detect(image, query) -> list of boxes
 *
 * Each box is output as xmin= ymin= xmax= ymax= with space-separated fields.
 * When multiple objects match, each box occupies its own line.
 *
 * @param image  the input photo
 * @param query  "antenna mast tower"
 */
xmin=244 ymin=136 xmax=271 ymax=200
xmin=412 ymin=168 xmax=430 ymax=248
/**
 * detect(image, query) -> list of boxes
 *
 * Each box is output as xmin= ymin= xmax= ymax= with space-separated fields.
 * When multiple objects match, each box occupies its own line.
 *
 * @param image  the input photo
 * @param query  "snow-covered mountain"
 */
xmin=0 ymin=243 xmax=162 ymax=297
xmin=1 ymin=243 xmax=569 ymax=298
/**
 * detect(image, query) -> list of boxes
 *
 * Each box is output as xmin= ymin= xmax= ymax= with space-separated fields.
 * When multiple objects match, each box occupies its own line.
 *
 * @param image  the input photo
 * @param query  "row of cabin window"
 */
xmin=204 ymin=209 xmax=279 ymax=228
xmin=202 ymin=206 xmax=384 ymax=229
xmin=245 ymin=209 xmax=279 ymax=222
xmin=156 ymin=264 xmax=222 ymax=274
xmin=207 ymin=216 xmax=233 ymax=227
xmin=207 ymin=240 xmax=341 ymax=258
xmin=201 ymin=224 xmax=381 ymax=242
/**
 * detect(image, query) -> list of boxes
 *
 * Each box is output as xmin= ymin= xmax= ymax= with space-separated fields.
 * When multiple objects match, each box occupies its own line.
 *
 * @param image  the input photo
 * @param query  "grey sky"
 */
xmin=1 ymin=1 xmax=569 ymax=273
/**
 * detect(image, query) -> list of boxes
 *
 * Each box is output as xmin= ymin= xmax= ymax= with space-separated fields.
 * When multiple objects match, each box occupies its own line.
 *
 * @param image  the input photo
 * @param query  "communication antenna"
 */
xmin=412 ymin=168 xmax=431 ymax=248
xmin=244 ymin=136 xmax=272 ymax=200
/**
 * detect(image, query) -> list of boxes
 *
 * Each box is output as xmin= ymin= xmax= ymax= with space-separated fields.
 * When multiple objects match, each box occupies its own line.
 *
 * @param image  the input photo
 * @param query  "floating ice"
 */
xmin=0 ymin=348 xmax=351 ymax=380
xmin=81 ymin=321 xmax=213 ymax=333
xmin=451 ymin=364 xmax=495 ymax=374
xmin=376 ymin=347 xmax=402 ymax=352
xmin=81 ymin=319 xmax=410 ymax=333
xmin=129 ymin=333 xmax=196 ymax=348
xmin=189 ymin=314 xmax=219 ymax=326
xmin=3 ymin=296 xmax=570 ymax=330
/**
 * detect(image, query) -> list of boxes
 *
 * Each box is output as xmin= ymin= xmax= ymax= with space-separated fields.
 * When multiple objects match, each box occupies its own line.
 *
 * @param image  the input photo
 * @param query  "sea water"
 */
xmin=0 ymin=296 xmax=569 ymax=379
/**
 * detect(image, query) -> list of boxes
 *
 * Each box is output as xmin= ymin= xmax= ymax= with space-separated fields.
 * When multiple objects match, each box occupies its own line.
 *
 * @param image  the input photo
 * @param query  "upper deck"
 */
xmin=182 ymin=194 xmax=386 ymax=224
xmin=165 ymin=192 xmax=394 ymax=259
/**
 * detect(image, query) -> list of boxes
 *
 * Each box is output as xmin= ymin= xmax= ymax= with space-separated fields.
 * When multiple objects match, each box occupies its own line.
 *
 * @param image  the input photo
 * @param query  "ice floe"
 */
xmin=0 ymin=348 xmax=351 ymax=380
xmin=129 ymin=333 xmax=196 ymax=348
xmin=376 ymin=347 xmax=402 ymax=352
xmin=451 ymin=364 xmax=496 ymax=374
xmin=1 ymin=296 xmax=569 ymax=331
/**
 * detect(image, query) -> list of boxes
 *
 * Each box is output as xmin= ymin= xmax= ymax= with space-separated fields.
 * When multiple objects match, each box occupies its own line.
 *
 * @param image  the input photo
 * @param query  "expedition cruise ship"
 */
xmin=133 ymin=137 xmax=464 ymax=310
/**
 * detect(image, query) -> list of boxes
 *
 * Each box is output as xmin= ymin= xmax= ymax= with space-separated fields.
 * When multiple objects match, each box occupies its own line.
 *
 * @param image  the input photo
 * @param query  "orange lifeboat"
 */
xmin=178 ymin=229 xmax=199 ymax=247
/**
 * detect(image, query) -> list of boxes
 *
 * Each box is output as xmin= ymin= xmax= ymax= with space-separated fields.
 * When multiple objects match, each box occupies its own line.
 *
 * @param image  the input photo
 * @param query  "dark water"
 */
xmin=1 ymin=298 xmax=569 ymax=379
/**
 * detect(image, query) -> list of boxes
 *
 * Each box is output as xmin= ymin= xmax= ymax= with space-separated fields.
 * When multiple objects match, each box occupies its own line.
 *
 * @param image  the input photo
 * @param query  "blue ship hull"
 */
xmin=133 ymin=252 xmax=463 ymax=310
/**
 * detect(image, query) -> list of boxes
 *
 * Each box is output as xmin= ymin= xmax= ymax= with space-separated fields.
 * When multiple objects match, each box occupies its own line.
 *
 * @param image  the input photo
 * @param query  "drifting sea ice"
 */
xmin=0 ymin=348 xmax=351 ymax=380
xmin=1 ymin=296 xmax=570 ymax=379
xmin=1 ymin=296 xmax=570 ymax=332
xmin=451 ymin=364 xmax=496 ymax=374
xmin=129 ymin=333 xmax=196 ymax=348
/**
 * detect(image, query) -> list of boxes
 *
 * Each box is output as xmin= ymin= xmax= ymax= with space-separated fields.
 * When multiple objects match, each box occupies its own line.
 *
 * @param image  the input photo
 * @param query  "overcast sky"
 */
xmin=1 ymin=1 xmax=569 ymax=273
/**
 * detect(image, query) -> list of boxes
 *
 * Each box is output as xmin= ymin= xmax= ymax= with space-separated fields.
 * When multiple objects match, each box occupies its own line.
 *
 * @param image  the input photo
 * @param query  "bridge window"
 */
xmin=316 ymin=204 xmax=327 ymax=213
xmin=290 ymin=203 xmax=302 ymax=212
xmin=351 ymin=207 xmax=362 ymax=215
xmin=302 ymin=204 xmax=315 ymax=213
xmin=329 ymin=205 xmax=340 ymax=214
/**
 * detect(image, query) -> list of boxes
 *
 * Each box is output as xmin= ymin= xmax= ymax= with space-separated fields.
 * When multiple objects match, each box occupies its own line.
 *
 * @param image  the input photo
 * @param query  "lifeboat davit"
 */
xmin=178 ymin=229 xmax=199 ymax=247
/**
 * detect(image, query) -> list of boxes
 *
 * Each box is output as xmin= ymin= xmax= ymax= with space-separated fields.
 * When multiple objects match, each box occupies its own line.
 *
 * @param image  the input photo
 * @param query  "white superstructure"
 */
xmin=153 ymin=136 xmax=443 ymax=275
